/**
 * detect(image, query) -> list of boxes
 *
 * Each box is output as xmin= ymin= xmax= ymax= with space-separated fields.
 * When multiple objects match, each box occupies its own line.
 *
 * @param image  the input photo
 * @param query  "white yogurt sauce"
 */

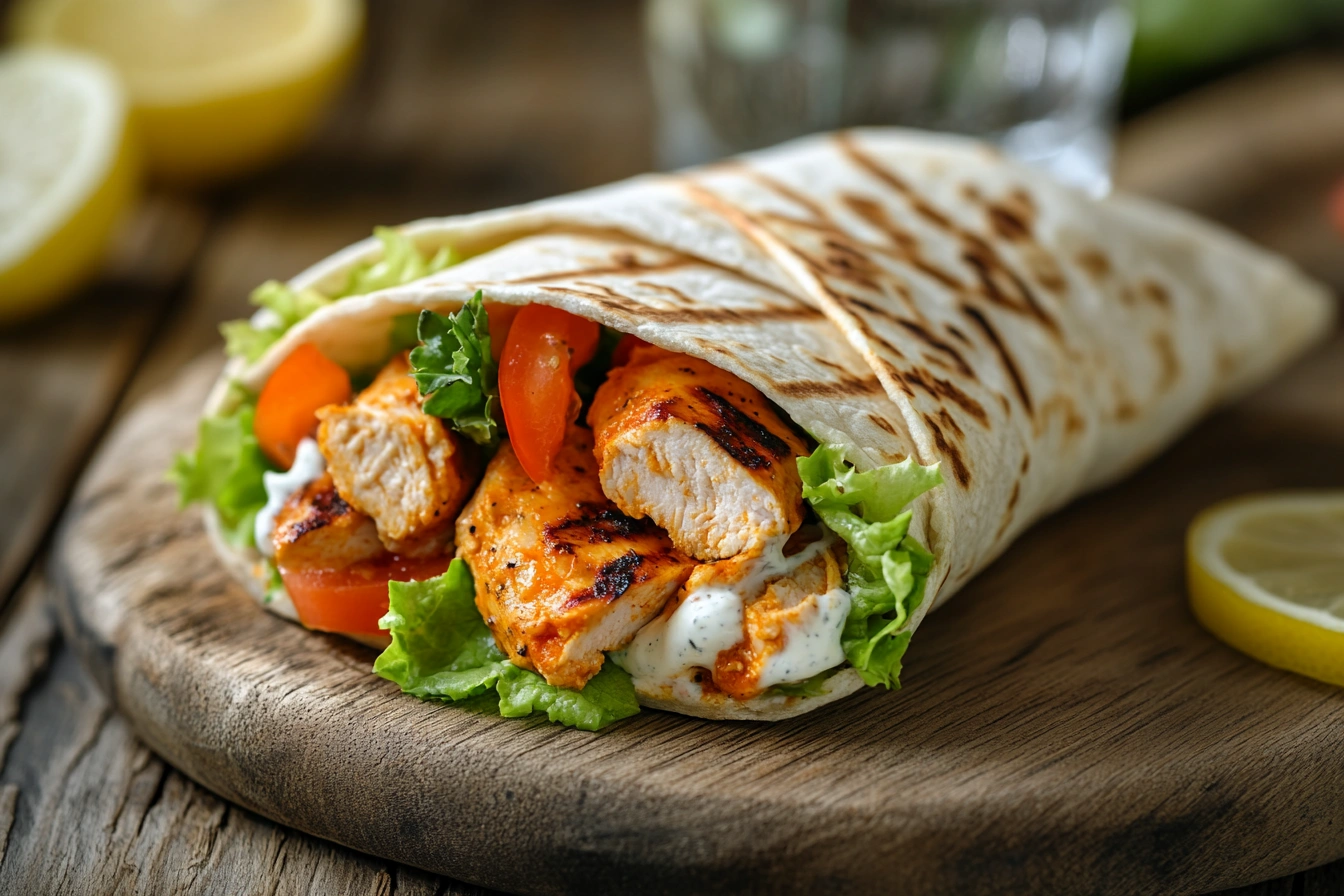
xmin=756 ymin=587 xmax=850 ymax=689
xmin=253 ymin=437 xmax=326 ymax=557
xmin=621 ymin=535 xmax=849 ymax=692
xmin=622 ymin=587 xmax=744 ymax=681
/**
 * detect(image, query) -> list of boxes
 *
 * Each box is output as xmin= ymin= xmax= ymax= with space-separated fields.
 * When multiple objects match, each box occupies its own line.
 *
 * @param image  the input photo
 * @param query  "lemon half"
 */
xmin=1187 ymin=492 xmax=1344 ymax=687
xmin=0 ymin=48 xmax=137 ymax=323
xmin=13 ymin=0 xmax=362 ymax=184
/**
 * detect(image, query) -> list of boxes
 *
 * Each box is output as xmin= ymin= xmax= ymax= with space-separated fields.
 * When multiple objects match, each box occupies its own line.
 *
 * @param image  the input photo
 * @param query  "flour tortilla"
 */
xmin=204 ymin=128 xmax=1333 ymax=721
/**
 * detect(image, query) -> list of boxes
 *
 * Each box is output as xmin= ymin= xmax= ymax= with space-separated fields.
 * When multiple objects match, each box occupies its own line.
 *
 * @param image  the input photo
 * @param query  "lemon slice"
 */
xmin=0 ymin=48 xmax=138 ymax=323
xmin=12 ymin=0 xmax=362 ymax=184
xmin=1187 ymin=492 xmax=1344 ymax=686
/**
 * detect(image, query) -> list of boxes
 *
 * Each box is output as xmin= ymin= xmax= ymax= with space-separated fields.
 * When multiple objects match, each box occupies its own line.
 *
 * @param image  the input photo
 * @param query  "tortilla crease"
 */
xmin=203 ymin=128 xmax=1333 ymax=722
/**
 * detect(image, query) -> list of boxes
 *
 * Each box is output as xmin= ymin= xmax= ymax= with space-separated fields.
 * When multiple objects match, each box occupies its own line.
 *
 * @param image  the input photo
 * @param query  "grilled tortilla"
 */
xmin=200 ymin=128 xmax=1333 ymax=722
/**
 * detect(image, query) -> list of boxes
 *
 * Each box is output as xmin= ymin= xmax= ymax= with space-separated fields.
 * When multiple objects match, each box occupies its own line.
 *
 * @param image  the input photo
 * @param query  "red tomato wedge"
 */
xmin=254 ymin=343 xmax=351 ymax=468
xmin=280 ymin=553 xmax=452 ymax=635
xmin=610 ymin=333 xmax=652 ymax=368
xmin=498 ymin=304 xmax=599 ymax=482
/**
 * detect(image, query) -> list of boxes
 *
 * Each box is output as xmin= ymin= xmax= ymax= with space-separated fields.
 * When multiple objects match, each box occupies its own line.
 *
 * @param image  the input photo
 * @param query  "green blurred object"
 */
xmin=1129 ymin=0 xmax=1344 ymax=93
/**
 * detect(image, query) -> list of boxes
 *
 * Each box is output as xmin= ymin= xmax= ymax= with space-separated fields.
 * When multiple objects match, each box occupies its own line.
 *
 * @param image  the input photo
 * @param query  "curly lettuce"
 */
xmin=342 ymin=226 xmax=460 ymax=297
xmin=168 ymin=385 xmax=275 ymax=546
xmin=221 ymin=227 xmax=459 ymax=363
xmin=373 ymin=559 xmax=640 ymax=731
xmin=408 ymin=292 xmax=500 ymax=447
xmin=798 ymin=445 xmax=942 ymax=689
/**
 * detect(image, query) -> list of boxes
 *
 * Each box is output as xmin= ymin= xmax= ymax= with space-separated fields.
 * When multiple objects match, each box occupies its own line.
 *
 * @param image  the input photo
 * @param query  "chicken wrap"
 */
xmin=173 ymin=129 xmax=1333 ymax=729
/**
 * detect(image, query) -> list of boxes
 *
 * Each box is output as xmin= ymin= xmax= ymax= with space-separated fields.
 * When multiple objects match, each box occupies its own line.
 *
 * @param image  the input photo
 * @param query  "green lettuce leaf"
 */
xmin=221 ymin=280 xmax=333 ymax=363
xmin=768 ymin=669 xmax=836 ymax=698
xmin=168 ymin=387 xmax=274 ymax=547
xmin=798 ymin=444 xmax=942 ymax=689
xmin=388 ymin=312 xmax=423 ymax=354
xmin=408 ymin=292 xmax=500 ymax=446
xmin=342 ymin=226 xmax=460 ymax=297
xmin=221 ymin=227 xmax=459 ymax=362
xmin=374 ymin=559 xmax=640 ymax=731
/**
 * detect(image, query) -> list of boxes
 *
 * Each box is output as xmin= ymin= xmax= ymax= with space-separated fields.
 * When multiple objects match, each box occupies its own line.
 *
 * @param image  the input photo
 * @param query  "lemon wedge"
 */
xmin=1187 ymin=492 xmax=1344 ymax=687
xmin=12 ymin=0 xmax=362 ymax=184
xmin=0 ymin=48 xmax=138 ymax=323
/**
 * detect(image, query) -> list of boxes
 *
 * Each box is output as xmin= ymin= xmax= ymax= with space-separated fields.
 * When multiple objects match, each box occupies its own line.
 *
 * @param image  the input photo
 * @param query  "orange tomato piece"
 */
xmin=498 ymin=304 xmax=599 ymax=482
xmin=254 ymin=343 xmax=351 ymax=468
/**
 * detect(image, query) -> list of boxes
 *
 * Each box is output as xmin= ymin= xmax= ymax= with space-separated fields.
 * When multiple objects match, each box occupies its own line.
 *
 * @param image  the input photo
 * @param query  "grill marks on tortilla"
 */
xmin=1038 ymin=395 xmax=1086 ymax=438
xmin=1140 ymin=279 xmax=1172 ymax=308
xmin=1151 ymin=331 xmax=1180 ymax=392
xmin=696 ymin=143 xmax=1077 ymax=497
xmin=995 ymin=481 xmax=1022 ymax=541
xmin=867 ymin=413 xmax=899 ymax=438
xmin=773 ymin=371 xmax=886 ymax=400
xmin=898 ymin=366 xmax=988 ymax=426
xmin=960 ymin=304 xmax=1033 ymax=417
xmin=740 ymin=166 xmax=832 ymax=221
xmin=496 ymin=239 xmax=809 ymax=311
xmin=539 ymin=285 xmax=817 ymax=326
xmin=959 ymin=235 xmax=1060 ymax=334
xmin=834 ymin=133 xmax=1063 ymax=332
xmin=841 ymin=194 xmax=964 ymax=292
xmin=503 ymin=253 xmax=692 ymax=285
xmin=922 ymin=412 xmax=970 ymax=487
xmin=985 ymin=193 xmax=1034 ymax=243
xmin=895 ymin=318 xmax=975 ymax=377
xmin=1076 ymin=248 xmax=1112 ymax=283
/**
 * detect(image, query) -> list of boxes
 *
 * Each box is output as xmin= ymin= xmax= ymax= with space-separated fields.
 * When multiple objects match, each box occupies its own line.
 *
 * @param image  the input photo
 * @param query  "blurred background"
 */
xmin=0 ymin=0 xmax=1343 ymax=617
xmin=1 ymin=0 xmax=1343 ymax=331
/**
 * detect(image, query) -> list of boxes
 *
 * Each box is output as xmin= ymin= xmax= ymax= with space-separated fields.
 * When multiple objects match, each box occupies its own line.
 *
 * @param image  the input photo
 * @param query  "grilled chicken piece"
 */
xmin=457 ymin=426 xmax=695 ymax=690
xmin=316 ymin=352 xmax=476 ymax=557
xmin=587 ymin=343 xmax=809 ymax=562
xmin=272 ymin=472 xmax=387 ymax=570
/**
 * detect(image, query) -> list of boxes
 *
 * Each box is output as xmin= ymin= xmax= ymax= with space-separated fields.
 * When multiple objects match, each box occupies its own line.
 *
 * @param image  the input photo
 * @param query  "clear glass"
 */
xmin=645 ymin=0 xmax=1134 ymax=194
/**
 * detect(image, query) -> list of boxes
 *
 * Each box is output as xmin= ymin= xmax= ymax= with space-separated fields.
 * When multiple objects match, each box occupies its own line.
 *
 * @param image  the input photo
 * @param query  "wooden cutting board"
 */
xmin=48 ymin=50 xmax=1344 ymax=896
xmin=52 ymin=314 xmax=1344 ymax=895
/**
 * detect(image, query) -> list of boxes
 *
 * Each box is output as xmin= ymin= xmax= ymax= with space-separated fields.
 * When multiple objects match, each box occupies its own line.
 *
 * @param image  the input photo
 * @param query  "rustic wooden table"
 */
xmin=1 ymin=3 xmax=1341 ymax=893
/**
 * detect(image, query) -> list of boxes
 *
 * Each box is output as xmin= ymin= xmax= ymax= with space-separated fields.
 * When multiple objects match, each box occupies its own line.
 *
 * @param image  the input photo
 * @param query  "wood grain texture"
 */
xmin=0 ymin=576 xmax=493 ymax=896
xmin=0 ymin=198 xmax=205 ymax=608
xmin=51 ymin=322 xmax=1344 ymax=895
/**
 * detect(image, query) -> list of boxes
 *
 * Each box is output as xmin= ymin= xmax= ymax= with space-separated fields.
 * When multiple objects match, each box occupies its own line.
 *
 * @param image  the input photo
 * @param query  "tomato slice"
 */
xmin=255 ymin=343 xmax=351 ymax=468
xmin=498 ymin=304 xmax=599 ymax=482
xmin=610 ymin=333 xmax=652 ymax=368
xmin=280 ymin=553 xmax=452 ymax=635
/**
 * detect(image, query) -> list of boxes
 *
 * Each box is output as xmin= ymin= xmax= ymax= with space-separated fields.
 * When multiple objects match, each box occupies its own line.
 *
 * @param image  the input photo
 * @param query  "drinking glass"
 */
xmin=645 ymin=0 xmax=1134 ymax=194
